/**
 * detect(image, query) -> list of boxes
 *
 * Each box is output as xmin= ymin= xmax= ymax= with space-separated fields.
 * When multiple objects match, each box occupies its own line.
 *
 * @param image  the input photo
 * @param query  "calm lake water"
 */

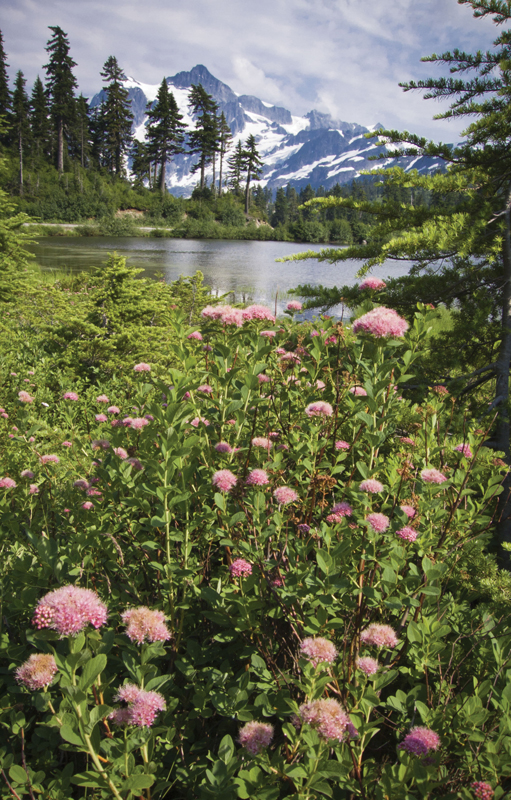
xmin=28 ymin=237 xmax=411 ymax=314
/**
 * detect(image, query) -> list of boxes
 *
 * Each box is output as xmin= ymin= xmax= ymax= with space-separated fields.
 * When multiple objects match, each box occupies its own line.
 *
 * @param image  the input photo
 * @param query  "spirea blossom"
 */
xmin=400 ymin=437 xmax=416 ymax=446
xmin=300 ymin=637 xmax=337 ymax=667
xmin=30 ymin=484 xmax=39 ymax=494
xmin=359 ymin=277 xmax=386 ymax=291
xmin=335 ymin=440 xmax=350 ymax=450
xmin=273 ymin=486 xmax=299 ymax=505
xmin=350 ymin=386 xmax=367 ymax=396
xmin=258 ymin=373 xmax=270 ymax=383
xmin=215 ymin=441 xmax=233 ymax=454
xmin=305 ymin=401 xmax=333 ymax=418
xmin=21 ymin=470 xmax=34 ymax=478
xmin=246 ymin=469 xmax=270 ymax=486
xmin=15 ymin=654 xmax=58 ymax=690
xmin=286 ymin=301 xmax=303 ymax=311
xmin=130 ymin=417 xmax=149 ymax=430
xmin=353 ymin=307 xmax=409 ymax=338
xmin=260 ymin=330 xmax=276 ymax=338
xmin=238 ymin=721 xmax=274 ymax=755
xmin=454 ymin=443 xmax=473 ymax=458
xmin=197 ymin=384 xmax=213 ymax=394
xmin=0 ymin=477 xmax=17 ymax=488
xmin=359 ymin=479 xmax=383 ymax=493
xmin=396 ymin=526 xmax=418 ymax=542
xmin=400 ymin=505 xmax=416 ymax=518
xmin=299 ymin=698 xmax=351 ymax=742
xmin=95 ymin=413 xmax=108 ymax=423
xmin=62 ymin=440 xmax=72 ymax=447
xmin=40 ymin=454 xmax=59 ymax=464
xmin=96 ymin=394 xmax=109 ymax=403
xmin=73 ymin=479 xmax=89 ymax=491
xmin=92 ymin=439 xmax=110 ymax=449
xmin=366 ymin=513 xmax=390 ymax=533
xmin=357 ymin=657 xmax=380 ymax=675
xmin=360 ymin=623 xmax=399 ymax=648
xmin=327 ymin=501 xmax=353 ymax=524
xmin=134 ymin=363 xmax=151 ymax=372
xmin=33 ymin=585 xmax=108 ymax=635
xmin=18 ymin=390 xmax=34 ymax=403
xmin=82 ymin=501 xmax=94 ymax=510
xmin=212 ymin=469 xmax=237 ymax=492
xmin=421 ymin=468 xmax=447 ymax=484
xmin=63 ymin=391 xmax=79 ymax=401
xmin=121 ymin=607 xmax=171 ymax=644
xmin=187 ymin=331 xmax=203 ymax=340
xmin=229 ymin=559 xmax=252 ymax=577
xmin=190 ymin=416 xmax=210 ymax=427
xmin=398 ymin=726 xmax=441 ymax=757
xmin=252 ymin=436 xmax=272 ymax=449
xmin=471 ymin=782 xmax=494 ymax=800
xmin=111 ymin=684 xmax=166 ymax=728
xmin=107 ymin=406 xmax=120 ymax=414
xmin=242 ymin=304 xmax=276 ymax=323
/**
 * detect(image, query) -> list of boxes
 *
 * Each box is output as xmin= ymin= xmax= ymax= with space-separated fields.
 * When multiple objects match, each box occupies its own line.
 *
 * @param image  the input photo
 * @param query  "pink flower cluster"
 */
xmin=359 ymin=479 xmax=383 ymax=494
xmin=357 ymin=656 xmax=380 ymax=675
xmin=230 ymin=558 xmax=252 ymax=577
xmin=300 ymin=637 xmax=337 ymax=667
xmin=326 ymin=501 xmax=353 ymax=524
xmin=360 ymin=623 xmax=399 ymax=648
xmin=352 ymin=307 xmax=409 ymax=338
xmin=421 ymin=468 xmax=447 ymax=484
xmin=366 ymin=513 xmax=390 ymax=533
xmin=0 ymin=477 xmax=16 ymax=488
xmin=33 ymin=585 xmax=108 ymax=635
xmin=335 ymin=440 xmax=350 ymax=450
xmin=63 ymin=391 xmax=79 ymax=401
xmin=246 ymin=469 xmax=269 ymax=486
xmin=260 ymin=330 xmax=276 ymax=338
xmin=400 ymin=504 xmax=416 ymax=518
xmin=398 ymin=726 xmax=440 ymax=757
xmin=201 ymin=304 xmax=244 ymax=327
xmin=197 ymin=384 xmax=213 ymax=394
xmin=243 ymin=304 xmax=276 ymax=323
xmin=121 ymin=607 xmax=171 ymax=644
xmin=358 ymin=277 xmax=386 ymax=291
xmin=18 ymin=390 xmax=34 ymax=403
xmin=273 ymin=486 xmax=298 ymax=505
xmin=350 ymin=386 xmax=367 ymax=396
xmin=215 ymin=441 xmax=233 ymax=454
xmin=238 ymin=721 xmax=274 ymax=755
xmin=16 ymin=653 xmax=58 ymax=690
xmin=252 ymin=436 xmax=272 ymax=449
xmin=40 ymin=454 xmax=59 ymax=464
xmin=299 ymin=698 xmax=352 ymax=742
xmin=454 ymin=443 xmax=473 ymax=458
xmin=286 ymin=301 xmax=303 ymax=311
xmin=110 ymin=684 xmax=166 ymax=727
xmin=305 ymin=401 xmax=333 ymax=418
xmin=396 ymin=526 xmax=418 ymax=542
xmin=212 ymin=469 xmax=237 ymax=492
xmin=471 ymin=782 xmax=494 ymax=800
xmin=187 ymin=331 xmax=203 ymax=340
xmin=134 ymin=363 xmax=151 ymax=372
xmin=96 ymin=394 xmax=109 ymax=403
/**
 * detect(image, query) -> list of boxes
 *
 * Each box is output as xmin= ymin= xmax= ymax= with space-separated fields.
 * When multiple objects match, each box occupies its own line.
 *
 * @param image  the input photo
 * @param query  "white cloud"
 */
xmin=231 ymin=57 xmax=283 ymax=103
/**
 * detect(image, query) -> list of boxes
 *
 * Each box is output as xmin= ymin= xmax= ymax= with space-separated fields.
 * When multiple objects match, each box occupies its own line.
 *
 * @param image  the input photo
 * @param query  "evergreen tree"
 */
xmin=130 ymin=139 xmax=152 ymax=188
xmin=187 ymin=84 xmax=219 ymax=190
xmin=226 ymin=140 xmax=245 ymax=195
xmin=30 ymin=76 xmax=51 ymax=160
xmin=146 ymin=79 xmax=186 ymax=193
xmin=100 ymin=56 xmax=134 ymax=176
xmin=12 ymin=71 xmax=31 ymax=195
xmin=272 ymin=187 xmax=288 ymax=226
xmin=217 ymin=111 xmax=232 ymax=195
xmin=73 ymin=95 xmax=90 ymax=169
xmin=242 ymin=134 xmax=263 ymax=214
xmin=44 ymin=26 xmax=78 ymax=173
xmin=88 ymin=103 xmax=106 ymax=170
xmin=0 ymin=30 xmax=11 ymax=125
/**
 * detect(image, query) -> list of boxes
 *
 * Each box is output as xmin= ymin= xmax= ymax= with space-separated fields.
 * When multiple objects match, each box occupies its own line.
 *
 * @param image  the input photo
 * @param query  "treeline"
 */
xmin=0 ymin=26 xmax=263 ymax=211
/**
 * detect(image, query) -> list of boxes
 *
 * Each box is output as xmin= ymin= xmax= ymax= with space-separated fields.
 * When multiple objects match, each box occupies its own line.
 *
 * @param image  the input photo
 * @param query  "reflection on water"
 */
xmin=28 ymin=237 xmax=412 ymax=313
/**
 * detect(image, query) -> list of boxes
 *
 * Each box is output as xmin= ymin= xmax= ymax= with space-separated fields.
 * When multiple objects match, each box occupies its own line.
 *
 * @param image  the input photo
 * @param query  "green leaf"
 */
xmin=79 ymin=654 xmax=107 ymax=690
xmin=122 ymin=774 xmax=155 ymax=792
xmin=215 ymin=492 xmax=225 ymax=511
xmin=60 ymin=725 xmax=84 ymax=747
xmin=218 ymin=734 xmax=235 ymax=764
xmin=316 ymin=550 xmax=332 ymax=575
xmin=8 ymin=765 xmax=28 ymax=785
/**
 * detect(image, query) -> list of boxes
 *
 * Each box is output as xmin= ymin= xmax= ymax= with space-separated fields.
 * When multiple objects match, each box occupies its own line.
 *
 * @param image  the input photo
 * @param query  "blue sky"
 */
xmin=2 ymin=0 xmax=500 ymax=141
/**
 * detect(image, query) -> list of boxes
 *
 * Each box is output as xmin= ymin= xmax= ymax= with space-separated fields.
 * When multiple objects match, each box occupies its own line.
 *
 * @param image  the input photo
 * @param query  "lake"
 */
xmin=28 ymin=237 xmax=412 ymax=314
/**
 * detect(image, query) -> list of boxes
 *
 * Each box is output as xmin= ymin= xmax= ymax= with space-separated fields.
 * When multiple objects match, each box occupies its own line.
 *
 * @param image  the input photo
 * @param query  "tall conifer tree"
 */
xmin=187 ymin=84 xmax=219 ymax=190
xmin=12 ymin=71 xmax=31 ymax=195
xmin=227 ymin=140 xmax=245 ymax=195
xmin=30 ymin=76 xmax=51 ymax=160
xmin=100 ymin=56 xmax=133 ymax=176
xmin=242 ymin=134 xmax=263 ymax=214
xmin=146 ymin=79 xmax=186 ymax=193
xmin=0 ymin=30 xmax=11 ymax=123
xmin=217 ymin=112 xmax=232 ymax=195
xmin=44 ymin=26 xmax=77 ymax=173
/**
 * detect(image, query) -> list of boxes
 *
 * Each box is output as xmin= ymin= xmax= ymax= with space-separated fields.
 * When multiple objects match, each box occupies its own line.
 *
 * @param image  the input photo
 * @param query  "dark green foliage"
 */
xmin=0 ymin=29 xmax=11 ymax=124
xmin=30 ymin=76 xmax=52 ymax=160
xmin=146 ymin=79 xmax=186 ymax=193
xmin=11 ymin=71 xmax=31 ymax=195
xmin=44 ymin=26 xmax=78 ymax=173
xmin=187 ymin=84 xmax=219 ymax=190
xmin=99 ymin=56 xmax=134 ymax=176
xmin=242 ymin=133 xmax=263 ymax=214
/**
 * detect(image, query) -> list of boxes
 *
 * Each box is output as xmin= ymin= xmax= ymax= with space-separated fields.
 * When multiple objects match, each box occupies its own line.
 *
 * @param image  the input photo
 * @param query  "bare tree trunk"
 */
xmin=245 ymin=170 xmax=251 ymax=215
xmin=200 ymin=156 xmax=205 ymax=191
xmin=212 ymin=153 xmax=216 ymax=197
xmin=218 ymin=153 xmax=223 ymax=196
xmin=57 ymin=118 xmax=64 ymax=174
xmin=160 ymin=157 xmax=166 ymax=194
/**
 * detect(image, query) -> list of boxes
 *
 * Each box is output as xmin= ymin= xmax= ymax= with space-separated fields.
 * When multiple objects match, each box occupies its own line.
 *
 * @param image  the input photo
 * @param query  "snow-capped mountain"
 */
xmin=90 ymin=64 xmax=443 ymax=197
